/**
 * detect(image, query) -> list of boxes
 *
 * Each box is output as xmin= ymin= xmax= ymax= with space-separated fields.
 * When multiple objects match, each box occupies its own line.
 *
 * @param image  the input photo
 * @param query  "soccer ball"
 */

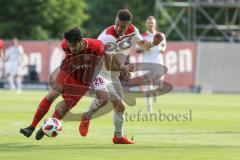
xmin=42 ymin=117 xmax=62 ymax=137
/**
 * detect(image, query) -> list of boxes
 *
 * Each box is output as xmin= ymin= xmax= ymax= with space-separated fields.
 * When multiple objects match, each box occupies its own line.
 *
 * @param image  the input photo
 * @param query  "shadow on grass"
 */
xmin=132 ymin=131 xmax=240 ymax=135
xmin=1 ymin=143 xmax=240 ymax=152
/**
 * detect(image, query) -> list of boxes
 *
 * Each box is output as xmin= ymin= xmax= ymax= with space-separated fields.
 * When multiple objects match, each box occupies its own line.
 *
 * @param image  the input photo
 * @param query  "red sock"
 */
xmin=31 ymin=97 xmax=52 ymax=128
xmin=52 ymin=98 xmax=78 ymax=120
xmin=52 ymin=109 xmax=63 ymax=120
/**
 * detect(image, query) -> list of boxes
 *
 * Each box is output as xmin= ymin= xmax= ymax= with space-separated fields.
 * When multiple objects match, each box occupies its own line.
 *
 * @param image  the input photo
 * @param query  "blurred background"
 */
xmin=1 ymin=1 xmax=240 ymax=159
xmin=0 ymin=0 xmax=240 ymax=93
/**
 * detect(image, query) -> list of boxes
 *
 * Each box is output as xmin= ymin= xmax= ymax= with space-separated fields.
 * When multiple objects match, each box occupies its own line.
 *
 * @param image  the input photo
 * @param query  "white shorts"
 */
xmin=5 ymin=62 xmax=18 ymax=76
xmin=90 ymin=75 xmax=123 ymax=100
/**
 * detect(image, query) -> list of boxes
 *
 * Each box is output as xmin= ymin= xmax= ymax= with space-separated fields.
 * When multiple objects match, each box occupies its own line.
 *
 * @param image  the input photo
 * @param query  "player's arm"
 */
xmin=160 ymin=35 xmax=167 ymax=53
xmin=99 ymin=41 xmax=124 ymax=72
xmin=104 ymin=53 xmax=112 ymax=70
xmin=0 ymin=40 xmax=4 ymax=59
xmin=0 ymin=49 xmax=4 ymax=59
xmin=137 ymin=33 xmax=163 ymax=50
xmin=102 ymin=40 xmax=131 ymax=72
xmin=133 ymin=27 xmax=164 ymax=53
xmin=104 ymin=53 xmax=131 ymax=72
xmin=135 ymin=47 xmax=146 ymax=54
xmin=18 ymin=46 xmax=24 ymax=65
xmin=4 ymin=49 xmax=9 ymax=62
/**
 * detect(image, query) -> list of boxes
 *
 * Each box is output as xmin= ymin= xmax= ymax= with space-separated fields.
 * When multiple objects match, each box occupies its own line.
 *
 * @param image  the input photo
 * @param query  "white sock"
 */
xmin=153 ymin=94 xmax=157 ymax=103
xmin=146 ymin=94 xmax=152 ymax=113
xmin=16 ymin=76 xmax=22 ymax=92
xmin=8 ymin=76 xmax=16 ymax=90
xmin=113 ymin=111 xmax=124 ymax=138
xmin=86 ymin=98 xmax=100 ymax=118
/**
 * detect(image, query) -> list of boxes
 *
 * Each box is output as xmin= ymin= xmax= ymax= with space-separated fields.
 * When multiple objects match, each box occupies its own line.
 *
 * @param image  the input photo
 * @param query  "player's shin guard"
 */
xmin=113 ymin=111 xmax=124 ymax=138
xmin=31 ymin=97 xmax=52 ymax=128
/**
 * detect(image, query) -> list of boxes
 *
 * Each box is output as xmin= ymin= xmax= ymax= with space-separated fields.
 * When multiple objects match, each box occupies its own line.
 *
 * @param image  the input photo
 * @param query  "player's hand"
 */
xmin=125 ymin=72 xmax=131 ymax=81
xmin=136 ymin=47 xmax=145 ymax=54
xmin=120 ymin=71 xmax=131 ymax=81
xmin=152 ymin=32 xmax=164 ymax=46
xmin=128 ymin=64 xmax=134 ymax=72
xmin=121 ymin=64 xmax=134 ymax=73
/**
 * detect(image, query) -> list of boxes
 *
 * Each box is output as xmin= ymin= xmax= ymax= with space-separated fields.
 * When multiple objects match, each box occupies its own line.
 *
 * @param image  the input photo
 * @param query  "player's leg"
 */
xmin=29 ymin=67 xmax=68 ymax=130
xmin=86 ymin=90 xmax=110 ymax=118
xmin=20 ymin=90 xmax=60 ymax=137
xmin=111 ymin=99 xmax=134 ymax=144
xmin=10 ymin=64 xmax=19 ymax=90
xmin=35 ymin=96 xmax=78 ymax=140
xmin=146 ymin=93 xmax=152 ymax=112
xmin=52 ymin=98 xmax=76 ymax=119
xmin=79 ymin=76 xmax=110 ymax=136
xmin=152 ymin=78 xmax=160 ymax=103
xmin=16 ymin=75 xmax=23 ymax=93
xmin=8 ymin=74 xmax=16 ymax=90
xmin=111 ymin=99 xmax=125 ymax=138
xmin=145 ymin=77 xmax=154 ymax=113
xmin=5 ymin=63 xmax=15 ymax=90
xmin=79 ymin=90 xmax=110 ymax=136
xmin=109 ymin=81 xmax=134 ymax=144
xmin=33 ymin=67 xmax=71 ymax=132
xmin=36 ymin=85 xmax=89 ymax=140
xmin=146 ymin=82 xmax=154 ymax=113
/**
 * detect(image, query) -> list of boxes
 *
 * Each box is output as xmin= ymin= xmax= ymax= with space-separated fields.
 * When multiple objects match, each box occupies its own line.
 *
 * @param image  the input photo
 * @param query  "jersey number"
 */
xmin=94 ymin=77 xmax=104 ymax=85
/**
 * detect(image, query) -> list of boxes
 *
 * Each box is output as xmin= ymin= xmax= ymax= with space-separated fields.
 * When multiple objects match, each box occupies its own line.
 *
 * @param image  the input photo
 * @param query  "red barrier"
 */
xmin=130 ymin=42 xmax=196 ymax=88
xmin=3 ymin=40 xmax=64 ymax=82
xmin=163 ymin=42 xmax=196 ymax=88
xmin=3 ymin=41 xmax=196 ymax=88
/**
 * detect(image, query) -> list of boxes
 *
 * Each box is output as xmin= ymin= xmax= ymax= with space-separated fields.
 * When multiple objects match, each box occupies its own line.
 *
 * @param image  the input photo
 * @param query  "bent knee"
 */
xmin=113 ymin=101 xmax=125 ymax=113
xmin=98 ymin=97 xmax=109 ymax=106
xmin=46 ymin=91 xmax=60 ymax=102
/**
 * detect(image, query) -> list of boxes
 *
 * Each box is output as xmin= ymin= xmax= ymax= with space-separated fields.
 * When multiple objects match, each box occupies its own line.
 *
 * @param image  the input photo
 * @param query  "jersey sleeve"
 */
xmin=61 ymin=40 xmax=69 ymax=57
xmin=97 ymin=30 xmax=116 ymax=55
xmin=5 ymin=48 xmax=10 ymax=58
xmin=96 ymin=41 xmax=105 ymax=56
xmin=61 ymin=40 xmax=67 ymax=51
xmin=132 ymin=26 xmax=143 ymax=43
xmin=97 ymin=30 xmax=110 ymax=45
xmin=18 ymin=45 xmax=24 ymax=55
xmin=0 ymin=39 xmax=4 ymax=49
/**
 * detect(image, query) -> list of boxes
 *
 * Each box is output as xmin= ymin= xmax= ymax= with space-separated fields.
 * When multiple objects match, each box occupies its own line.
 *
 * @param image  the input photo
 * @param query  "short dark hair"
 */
xmin=116 ymin=9 xmax=132 ymax=22
xmin=64 ymin=27 xmax=82 ymax=43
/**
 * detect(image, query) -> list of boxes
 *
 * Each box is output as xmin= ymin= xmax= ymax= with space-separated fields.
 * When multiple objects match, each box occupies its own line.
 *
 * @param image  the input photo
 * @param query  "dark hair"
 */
xmin=64 ymin=27 xmax=82 ymax=43
xmin=116 ymin=9 xmax=132 ymax=22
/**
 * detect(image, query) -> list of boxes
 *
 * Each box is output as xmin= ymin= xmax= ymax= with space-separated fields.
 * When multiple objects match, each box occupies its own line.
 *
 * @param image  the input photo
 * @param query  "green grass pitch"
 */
xmin=0 ymin=90 xmax=240 ymax=160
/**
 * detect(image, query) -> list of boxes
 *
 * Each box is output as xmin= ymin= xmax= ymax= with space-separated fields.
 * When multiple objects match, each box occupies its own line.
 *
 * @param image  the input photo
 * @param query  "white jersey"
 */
xmin=97 ymin=24 xmax=143 ymax=80
xmin=5 ymin=45 xmax=24 ymax=63
xmin=5 ymin=45 xmax=24 ymax=75
xmin=141 ymin=31 xmax=166 ymax=64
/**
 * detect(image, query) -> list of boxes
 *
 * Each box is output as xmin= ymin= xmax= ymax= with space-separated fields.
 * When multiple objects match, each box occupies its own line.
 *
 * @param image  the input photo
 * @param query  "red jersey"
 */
xmin=48 ymin=38 xmax=105 ymax=108
xmin=61 ymin=38 xmax=104 ymax=59
xmin=60 ymin=38 xmax=105 ymax=84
